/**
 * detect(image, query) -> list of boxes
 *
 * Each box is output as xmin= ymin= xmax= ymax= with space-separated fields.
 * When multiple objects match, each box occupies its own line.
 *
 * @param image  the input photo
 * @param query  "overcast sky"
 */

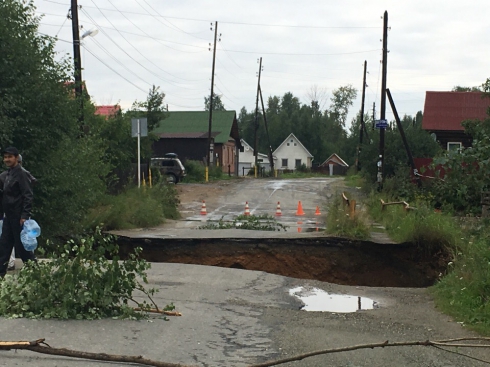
xmin=35 ymin=0 xmax=490 ymax=126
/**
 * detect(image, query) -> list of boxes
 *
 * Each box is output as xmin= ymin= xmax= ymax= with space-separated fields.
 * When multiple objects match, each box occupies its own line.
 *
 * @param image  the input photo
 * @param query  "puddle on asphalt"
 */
xmin=289 ymin=287 xmax=378 ymax=312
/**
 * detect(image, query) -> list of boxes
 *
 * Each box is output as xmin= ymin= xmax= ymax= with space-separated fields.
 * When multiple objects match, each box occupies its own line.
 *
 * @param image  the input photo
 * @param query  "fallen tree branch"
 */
xmin=1 ymin=337 xmax=489 ymax=367
xmin=248 ymin=338 xmax=490 ymax=367
xmin=133 ymin=307 xmax=182 ymax=316
xmin=0 ymin=338 xmax=195 ymax=367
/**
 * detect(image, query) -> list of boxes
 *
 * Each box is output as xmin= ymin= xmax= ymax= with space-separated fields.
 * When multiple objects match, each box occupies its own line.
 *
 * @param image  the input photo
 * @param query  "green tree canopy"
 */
xmin=204 ymin=93 xmax=225 ymax=111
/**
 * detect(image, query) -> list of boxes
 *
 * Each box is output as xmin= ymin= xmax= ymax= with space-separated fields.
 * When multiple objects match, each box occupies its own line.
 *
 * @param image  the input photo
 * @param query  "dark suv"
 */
xmin=151 ymin=153 xmax=186 ymax=184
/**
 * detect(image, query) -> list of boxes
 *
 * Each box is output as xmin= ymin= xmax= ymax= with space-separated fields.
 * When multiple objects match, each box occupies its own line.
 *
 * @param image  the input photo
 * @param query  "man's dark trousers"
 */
xmin=0 ymin=215 xmax=36 ymax=276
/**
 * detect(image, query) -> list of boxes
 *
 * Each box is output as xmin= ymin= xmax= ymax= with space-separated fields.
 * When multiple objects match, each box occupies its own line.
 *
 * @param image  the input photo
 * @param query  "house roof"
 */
xmin=273 ymin=133 xmax=313 ymax=157
xmin=422 ymin=91 xmax=490 ymax=131
xmin=156 ymin=132 xmax=219 ymax=139
xmin=95 ymin=105 xmax=120 ymax=118
xmin=152 ymin=111 xmax=239 ymax=144
xmin=240 ymin=139 xmax=269 ymax=158
xmin=320 ymin=153 xmax=349 ymax=167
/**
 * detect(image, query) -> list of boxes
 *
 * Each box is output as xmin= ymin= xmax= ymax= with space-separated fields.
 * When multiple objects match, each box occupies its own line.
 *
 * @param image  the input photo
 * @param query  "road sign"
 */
xmin=375 ymin=119 xmax=388 ymax=129
xmin=131 ymin=118 xmax=148 ymax=137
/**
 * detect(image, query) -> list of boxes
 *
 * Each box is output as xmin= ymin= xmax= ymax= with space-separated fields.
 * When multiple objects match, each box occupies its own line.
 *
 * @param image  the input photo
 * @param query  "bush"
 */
xmin=0 ymin=230 xmax=171 ymax=319
xmin=182 ymin=160 xmax=205 ymax=183
xmin=84 ymin=185 xmax=180 ymax=230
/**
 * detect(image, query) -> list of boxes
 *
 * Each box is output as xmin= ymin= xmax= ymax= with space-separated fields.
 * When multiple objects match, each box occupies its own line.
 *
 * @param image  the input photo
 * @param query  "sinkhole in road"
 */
xmin=119 ymin=237 xmax=450 ymax=288
xmin=289 ymin=286 xmax=378 ymax=313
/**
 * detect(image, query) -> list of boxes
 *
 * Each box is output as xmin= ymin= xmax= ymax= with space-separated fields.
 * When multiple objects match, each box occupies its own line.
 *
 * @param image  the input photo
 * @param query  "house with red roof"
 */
xmin=95 ymin=105 xmax=121 ymax=119
xmin=422 ymin=91 xmax=490 ymax=151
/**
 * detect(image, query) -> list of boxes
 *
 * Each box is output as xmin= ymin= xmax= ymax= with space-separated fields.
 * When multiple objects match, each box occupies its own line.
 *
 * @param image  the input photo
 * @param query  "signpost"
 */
xmin=375 ymin=119 xmax=388 ymax=129
xmin=131 ymin=118 xmax=148 ymax=188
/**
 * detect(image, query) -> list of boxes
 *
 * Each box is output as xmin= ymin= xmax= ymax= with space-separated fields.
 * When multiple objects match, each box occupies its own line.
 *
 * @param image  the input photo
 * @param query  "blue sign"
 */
xmin=375 ymin=119 xmax=388 ymax=129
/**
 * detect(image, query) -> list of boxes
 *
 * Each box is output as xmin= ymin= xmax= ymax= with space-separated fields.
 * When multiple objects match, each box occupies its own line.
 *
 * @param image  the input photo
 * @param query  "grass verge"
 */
xmin=325 ymin=193 xmax=371 ymax=240
xmin=84 ymin=184 xmax=180 ymax=230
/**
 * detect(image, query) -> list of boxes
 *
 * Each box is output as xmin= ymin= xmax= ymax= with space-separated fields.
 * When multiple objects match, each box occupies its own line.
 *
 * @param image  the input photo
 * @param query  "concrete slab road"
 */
xmin=0 ymin=263 xmax=487 ymax=367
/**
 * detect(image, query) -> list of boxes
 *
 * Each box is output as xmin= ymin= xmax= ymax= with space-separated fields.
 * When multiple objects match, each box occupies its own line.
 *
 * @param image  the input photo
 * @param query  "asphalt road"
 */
xmin=180 ymin=177 xmax=345 ymax=232
xmin=1 ymin=263 xmax=487 ymax=366
xmin=2 ymin=178 xmax=488 ymax=366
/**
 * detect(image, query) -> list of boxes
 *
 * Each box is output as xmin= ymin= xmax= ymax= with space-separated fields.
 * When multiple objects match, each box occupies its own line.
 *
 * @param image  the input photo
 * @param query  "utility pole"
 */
xmin=253 ymin=57 xmax=263 ymax=178
xmin=357 ymin=60 xmax=368 ymax=171
xmin=378 ymin=10 xmax=389 ymax=187
xmin=258 ymin=85 xmax=274 ymax=174
xmin=70 ymin=0 xmax=83 ymax=124
xmin=206 ymin=21 xmax=218 ymax=182
xmin=372 ymin=102 xmax=376 ymax=129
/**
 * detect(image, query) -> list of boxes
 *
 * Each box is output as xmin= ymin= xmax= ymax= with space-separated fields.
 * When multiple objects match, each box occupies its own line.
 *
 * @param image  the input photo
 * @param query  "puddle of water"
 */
xmin=289 ymin=287 xmax=378 ymax=313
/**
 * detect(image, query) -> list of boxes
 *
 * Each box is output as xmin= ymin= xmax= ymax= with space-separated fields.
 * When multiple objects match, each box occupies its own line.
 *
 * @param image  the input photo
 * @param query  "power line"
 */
xmin=87 ymin=1 xmax=196 ymax=89
xmin=42 ymin=0 xmax=381 ymax=29
xmin=84 ymin=45 xmax=147 ymax=93
xmin=105 ymin=0 xmax=206 ymax=82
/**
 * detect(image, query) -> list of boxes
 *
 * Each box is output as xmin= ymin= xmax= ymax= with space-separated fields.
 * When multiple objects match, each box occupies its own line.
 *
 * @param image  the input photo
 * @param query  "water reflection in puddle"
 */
xmin=289 ymin=287 xmax=378 ymax=313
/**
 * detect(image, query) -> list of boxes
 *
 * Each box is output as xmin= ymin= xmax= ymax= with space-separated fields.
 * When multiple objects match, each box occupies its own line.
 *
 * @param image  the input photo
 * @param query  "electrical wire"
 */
xmin=86 ymin=1 xmax=201 ymax=89
xmin=137 ymin=0 xmax=208 ymax=40
xmin=105 ymin=0 xmax=207 ymax=82
xmin=84 ymin=45 xmax=147 ymax=93
xmin=43 ymin=0 xmax=381 ymax=30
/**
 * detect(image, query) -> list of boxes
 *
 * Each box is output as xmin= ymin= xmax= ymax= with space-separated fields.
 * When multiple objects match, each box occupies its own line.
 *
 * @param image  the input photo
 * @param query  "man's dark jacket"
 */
xmin=0 ymin=165 xmax=33 ymax=219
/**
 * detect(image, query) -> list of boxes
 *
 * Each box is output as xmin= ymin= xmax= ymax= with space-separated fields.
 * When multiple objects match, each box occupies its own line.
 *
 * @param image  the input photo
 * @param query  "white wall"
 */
xmin=274 ymin=136 xmax=312 ymax=170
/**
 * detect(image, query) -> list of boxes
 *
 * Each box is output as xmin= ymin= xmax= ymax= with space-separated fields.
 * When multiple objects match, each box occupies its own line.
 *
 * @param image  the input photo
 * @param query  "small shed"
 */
xmin=319 ymin=153 xmax=349 ymax=176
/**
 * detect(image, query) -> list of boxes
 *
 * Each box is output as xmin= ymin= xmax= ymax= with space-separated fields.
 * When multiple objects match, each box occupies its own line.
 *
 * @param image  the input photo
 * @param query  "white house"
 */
xmin=273 ymin=133 xmax=313 ymax=170
xmin=238 ymin=139 xmax=272 ymax=175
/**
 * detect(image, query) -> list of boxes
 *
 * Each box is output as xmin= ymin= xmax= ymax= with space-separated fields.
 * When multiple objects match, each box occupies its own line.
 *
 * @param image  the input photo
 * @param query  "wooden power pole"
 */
xmin=253 ymin=57 xmax=263 ymax=178
xmin=206 ymin=21 xmax=218 ymax=181
xmin=378 ymin=10 xmax=389 ymax=186
xmin=357 ymin=60 xmax=368 ymax=171
xmin=70 ymin=0 xmax=83 ymax=124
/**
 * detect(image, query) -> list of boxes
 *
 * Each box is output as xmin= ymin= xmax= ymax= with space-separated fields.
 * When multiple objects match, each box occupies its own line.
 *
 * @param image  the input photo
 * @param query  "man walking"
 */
xmin=1 ymin=153 xmax=37 ymax=270
xmin=0 ymin=147 xmax=36 ymax=277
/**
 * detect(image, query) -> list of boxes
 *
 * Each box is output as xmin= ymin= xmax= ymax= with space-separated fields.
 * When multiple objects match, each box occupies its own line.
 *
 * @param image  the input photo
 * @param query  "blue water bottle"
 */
xmin=21 ymin=219 xmax=41 ymax=251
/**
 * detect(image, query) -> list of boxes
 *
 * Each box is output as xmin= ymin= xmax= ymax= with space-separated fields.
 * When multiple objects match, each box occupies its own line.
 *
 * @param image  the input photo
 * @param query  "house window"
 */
xmin=281 ymin=159 xmax=288 ymax=167
xmin=295 ymin=159 xmax=302 ymax=168
xmin=290 ymin=139 xmax=293 ymax=143
xmin=294 ymin=143 xmax=297 ymax=146
xmin=447 ymin=142 xmax=462 ymax=152
xmin=287 ymin=143 xmax=290 ymax=146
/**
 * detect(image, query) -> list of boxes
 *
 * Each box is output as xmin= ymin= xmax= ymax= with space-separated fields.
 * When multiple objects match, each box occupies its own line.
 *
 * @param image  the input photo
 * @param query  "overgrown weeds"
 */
xmin=366 ymin=193 xmax=461 ymax=254
xmin=431 ymin=228 xmax=490 ymax=335
xmin=199 ymin=214 xmax=288 ymax=231
xmin=84 ymin=184 xmax=180 ymax=230
xmin=325 ymin=194 xmax=370 ymax=240
xmin=0 ymin=230 xmax=173 ymax=320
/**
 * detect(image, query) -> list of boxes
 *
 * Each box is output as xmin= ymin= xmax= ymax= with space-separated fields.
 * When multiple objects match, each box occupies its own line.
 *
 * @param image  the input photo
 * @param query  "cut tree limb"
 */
xmin=133 ymin=307 xmax=182 ymax=316
xmin=1 ymin=337 xmax=489 ymax=367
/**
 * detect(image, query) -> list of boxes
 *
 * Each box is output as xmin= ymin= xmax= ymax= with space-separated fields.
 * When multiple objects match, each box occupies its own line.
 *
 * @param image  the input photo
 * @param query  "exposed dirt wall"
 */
xmin=117 ymin=237 xmax=449 ymax=288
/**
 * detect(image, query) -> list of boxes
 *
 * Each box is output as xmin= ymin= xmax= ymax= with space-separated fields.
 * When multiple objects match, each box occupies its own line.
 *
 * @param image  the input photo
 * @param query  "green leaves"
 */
xmin=0 ymin=229 xmax=167 ymax=320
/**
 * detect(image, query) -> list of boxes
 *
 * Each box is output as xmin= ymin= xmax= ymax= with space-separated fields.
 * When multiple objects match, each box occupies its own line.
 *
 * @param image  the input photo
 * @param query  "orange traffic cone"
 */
xmin=244 ymin=202 xmax=251 ymax=216
xmin=275 ymin=202 xmax=282 ymax=216
xmin=315 ymin=206 xmax=321 ymax=216
xmin=296 ymin=201 xmax=305 ymax=216
xmin=200 ymin=200 xmax=207 ymax=216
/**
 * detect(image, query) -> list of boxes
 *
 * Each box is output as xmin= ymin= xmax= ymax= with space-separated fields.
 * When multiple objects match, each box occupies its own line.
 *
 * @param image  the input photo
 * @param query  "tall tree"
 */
xmin=0 ymin=0 xmax=110 ymax=238
xmin=204 ymin=93 xmax=225 ymax=111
